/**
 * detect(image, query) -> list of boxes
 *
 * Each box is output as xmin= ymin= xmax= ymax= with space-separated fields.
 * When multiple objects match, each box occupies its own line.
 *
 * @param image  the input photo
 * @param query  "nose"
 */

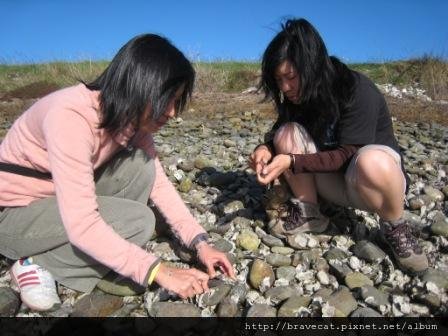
xmin=279 ymin=80 xmax=291 ymax=93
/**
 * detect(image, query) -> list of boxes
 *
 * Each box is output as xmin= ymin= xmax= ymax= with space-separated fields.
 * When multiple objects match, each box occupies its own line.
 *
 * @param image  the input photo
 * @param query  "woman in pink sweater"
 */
xmin=0 ymin=34 xmax=234 ymax=311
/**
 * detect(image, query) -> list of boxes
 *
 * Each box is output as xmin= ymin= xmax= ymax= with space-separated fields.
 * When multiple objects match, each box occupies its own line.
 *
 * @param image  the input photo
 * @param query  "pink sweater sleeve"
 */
xmin=132 ymin=131 xmax=207 ymax=247
xmin=43 ymin=110 xmax=158 ymax=286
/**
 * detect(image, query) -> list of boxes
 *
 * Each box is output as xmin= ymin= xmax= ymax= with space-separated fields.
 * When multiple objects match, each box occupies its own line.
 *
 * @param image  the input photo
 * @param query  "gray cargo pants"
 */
xmin=0 ymin=148 xmax=156 ymax=292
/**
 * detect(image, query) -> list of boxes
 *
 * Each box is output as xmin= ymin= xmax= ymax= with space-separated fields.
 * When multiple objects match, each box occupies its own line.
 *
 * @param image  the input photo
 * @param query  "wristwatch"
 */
xmin=190 ymin=233 xmax=210 ymax=250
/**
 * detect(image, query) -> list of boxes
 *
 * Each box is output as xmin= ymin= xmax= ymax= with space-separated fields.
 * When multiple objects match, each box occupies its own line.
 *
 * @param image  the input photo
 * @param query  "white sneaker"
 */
xmin=10 ymin=258 xmax=61 ymax=312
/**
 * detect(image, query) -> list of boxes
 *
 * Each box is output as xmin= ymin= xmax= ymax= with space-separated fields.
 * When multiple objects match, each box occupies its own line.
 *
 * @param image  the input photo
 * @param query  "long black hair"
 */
xmin=261 ymin=18 xmax=356 ymax=148
xmin=86 ymin=34 xmax=195 ymax=135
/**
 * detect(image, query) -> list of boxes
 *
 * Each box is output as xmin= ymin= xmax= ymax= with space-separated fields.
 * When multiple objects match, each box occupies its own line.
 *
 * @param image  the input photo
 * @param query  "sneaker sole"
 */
xmin=10 ymin=270 xmax=61 ymax=312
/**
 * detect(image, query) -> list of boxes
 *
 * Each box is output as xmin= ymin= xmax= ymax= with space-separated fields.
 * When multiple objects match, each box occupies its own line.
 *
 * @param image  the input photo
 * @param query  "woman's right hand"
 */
xmin=249 ymin=145 xmax=273 ymax=176
xmin=154 ymin=263 xmax=210 ymax=299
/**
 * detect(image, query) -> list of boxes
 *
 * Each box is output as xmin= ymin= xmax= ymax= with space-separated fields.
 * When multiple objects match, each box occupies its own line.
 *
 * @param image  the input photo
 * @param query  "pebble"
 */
xmin=350 ymin=307 xmax=382 ymax=317
xmin=277 ymin=295 xmax=312 ymax=317
xmin=249 ymin=259 xmax=275 ymax=291
xmin=421 ymin=269 xmax=448 ymax=290
xmin=264 ymin=286 xmax=297 ymax=305
xmin=431 ymin=220 xmax=448 ymax=237
xmin=247 ymin=303 xmax=277 ymax=317
xmin=344 ymin=272 xmax=374 ymax=289
xmin=266 ymin=253 xmax=292 ymax=267
xmin=0 ymin=287 xmax=20 ymax=317
xmin=324 ymin=248 xmax=350 ymax=262
xmin=359 ymin=285 xmax=390 ymax=308
xmin=317 ymin=270 xmax=330 ymax=285
xmin=71 ymin=290 xmax=123 ymax=317
xmin=276 ymin=266 xmax=296 ymax=282
xmin=217 ymin=298 xmax=239 ymax=317
xmin=271 ymin=246 xmax=294 ymax=255
xmin=327 ymin=287 xmax=358 ymax=317
xmin=261 ymin=234 xmax=284 ymax=247
xmin=236 ymin=229 xmax=260 ymax=251
xmin=424 ymin=186 xmax=445 ymax=202
xmin=200 ymin=284 xmax=231 ymax=306
xmin=352 ymin=240 xmax=386 ymax=263
xmin=287 ymin=233 xmax=309 ymax=249
xmin=148 ymin=302 xmax=201 ymax=317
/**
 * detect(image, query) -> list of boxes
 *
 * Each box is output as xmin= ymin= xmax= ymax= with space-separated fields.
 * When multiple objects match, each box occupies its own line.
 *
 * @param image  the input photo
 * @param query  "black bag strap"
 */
xmin=0 ymin=162 xmax=52 ymax=180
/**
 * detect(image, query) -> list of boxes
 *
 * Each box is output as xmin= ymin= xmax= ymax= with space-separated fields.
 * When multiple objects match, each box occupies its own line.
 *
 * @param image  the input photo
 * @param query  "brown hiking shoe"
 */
xmin=380 ymin=220 xmax=428 ymax=274
xmin=268 ymin=199 xmax=329 ymax=239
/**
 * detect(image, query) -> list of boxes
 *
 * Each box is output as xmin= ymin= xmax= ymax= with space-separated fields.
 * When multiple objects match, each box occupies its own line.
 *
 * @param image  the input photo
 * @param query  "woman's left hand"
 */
xmin=196 ymin=242 xmax=236 ymax=280
xmin=257 ymin=154 xmax=292 ymax=185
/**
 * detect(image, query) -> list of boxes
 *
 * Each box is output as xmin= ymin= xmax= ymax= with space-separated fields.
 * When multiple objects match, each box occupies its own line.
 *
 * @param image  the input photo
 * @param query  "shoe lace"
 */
xmin=386 ymin=223 xmax=421 ymax=257
xmin=281 ymin=201 xmax=302 ymax=231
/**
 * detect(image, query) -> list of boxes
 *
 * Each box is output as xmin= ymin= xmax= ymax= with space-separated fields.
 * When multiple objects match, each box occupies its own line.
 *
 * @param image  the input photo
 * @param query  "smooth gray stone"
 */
xmin=266 ymin=253 xmax=292 ymax=267
xmin=201 ymin=284 xmax=231 ymax=306
xmin=0 ymin=287 xmax=20 ymax=317
xmin=424 ymin=186 xmax=445 ymax=202
xmin=344 ymin=272 xmax=374 ymax=289
xmin=271 ymin=246 xmax=294 ymax=255
xmin=329 ymin=262 xmax=352 ymax=281
xmin=352 ymin=240 xmax=386 ymax=263
xmin=278 ymin=295 xmax=312 ymax=317
xmin=312 ymin=258 xmax=330 ymax=272
xmin=217 ymin=297 xmax=239 ymax=317
xmin=228 ymin=283 xmax=248 ymax=305
xmin=237 ymin=229 xmax=260 ymax=251
xmin=359 ymin=285 xmax=390 ymax=308
xmin=313 ymin=288 xmax=333 ymax=301
xmin=71 ymin=290 xmax=123 ymax=317
xmin=247 ymin=303 xmax=277 ymax=317
xmin=327 ymin=288 xmax=358 ymax=317
xmin=350 ymin=307 xmax=382 ymax=317
xmin=422 ymin=269 xmax=448 ymax=290
xmin=249 ymin=259 xmax=275 ymax=290
xmin=261 ymin=234 xmax=284 ymax=248
xmin=149 ymin=302 xmax=201 ymax=317
xmin=431 ymin=220 xmax=448 ymax=237
xmin=212 ymin=238 xmax=234 ymax=253
xmin=264 ymin=286 xmax=297 ymax=305
xmin=276 ymin=266 xmax=296 ymax=281
xmin=324 ymin=248 xmax=350 ymax=261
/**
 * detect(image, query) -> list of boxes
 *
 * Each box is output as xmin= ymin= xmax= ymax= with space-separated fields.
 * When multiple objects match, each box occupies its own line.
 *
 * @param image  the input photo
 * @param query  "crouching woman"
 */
xmin=0 ymin=34 xmax=234 ymax=311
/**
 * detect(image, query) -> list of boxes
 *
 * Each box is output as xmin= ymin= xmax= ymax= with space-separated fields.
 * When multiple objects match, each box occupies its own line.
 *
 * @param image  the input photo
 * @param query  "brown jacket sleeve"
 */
xmin=292 ymin=144 xmax=360 ymax=173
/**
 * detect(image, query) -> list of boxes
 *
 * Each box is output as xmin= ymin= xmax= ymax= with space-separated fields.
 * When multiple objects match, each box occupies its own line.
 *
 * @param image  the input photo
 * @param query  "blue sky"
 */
xmin=1 ymin=0 xmax=447 ymax=64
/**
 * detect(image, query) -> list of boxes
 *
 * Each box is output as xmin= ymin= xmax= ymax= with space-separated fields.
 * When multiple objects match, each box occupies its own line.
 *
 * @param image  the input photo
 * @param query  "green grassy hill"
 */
xmin=1 ymin=57 xmax=447 ymax=99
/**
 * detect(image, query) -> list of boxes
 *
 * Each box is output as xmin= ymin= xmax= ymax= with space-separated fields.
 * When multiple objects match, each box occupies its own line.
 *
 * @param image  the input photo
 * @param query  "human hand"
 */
xmin=256 ymin=154 xmax=291 ymax=185
xmin=196 ymin=242 xmax=236 ymax=280
xmin=153 ymin=263 xmax=210 ymax=299
xmin=249 ymin=145 xmax=273 ymax=176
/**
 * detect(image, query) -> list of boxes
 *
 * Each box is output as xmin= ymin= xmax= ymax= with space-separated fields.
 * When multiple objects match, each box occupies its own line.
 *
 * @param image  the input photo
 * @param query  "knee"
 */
xmin=355 ymin=149 xmax=399 ymax=187
xmin=273 ymin=122 xmax=316 ymax=154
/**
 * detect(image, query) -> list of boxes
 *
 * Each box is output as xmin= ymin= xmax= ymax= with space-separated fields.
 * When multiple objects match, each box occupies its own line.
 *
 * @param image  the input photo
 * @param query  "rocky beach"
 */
xmin=0 ymin=85 xmax=447 ymax=321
